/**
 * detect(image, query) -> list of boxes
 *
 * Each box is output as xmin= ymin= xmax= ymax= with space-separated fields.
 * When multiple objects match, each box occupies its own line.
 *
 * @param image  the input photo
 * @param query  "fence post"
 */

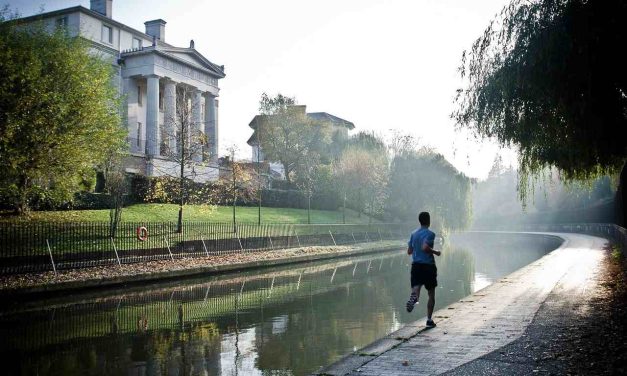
xmin=240 ymin=280 xmax=246 ymax=296
xmin=46 ymin=239 xmax=57 ymax=276
xmin=296 ymin=233 xmax=302 ymax=247
xmin=378 ymin=229 xmax=383 ymax=241
xmin=268 ymin=276 xmax=275 ymax=298
xmin=164 ymin=236 xmax=174 ymax=261
xmin=268 ymin=235 xmax=274 ymax=250
xmin=330 ymin=267 xmax=337 ymax=283
xmin=236 ymin=233 xmax=244 ymax=251
xmin=201 ymin=237 xmax=210 ymax=257
xmin=352 ymin=232 xmax=357 ymax=244
xmin=110 ymin=237 xmax=121 ymax=266
xmin=297 ymin=272 xmax=302 ymax=290
xmin=329 ymin=230 xmax=337 ymax=246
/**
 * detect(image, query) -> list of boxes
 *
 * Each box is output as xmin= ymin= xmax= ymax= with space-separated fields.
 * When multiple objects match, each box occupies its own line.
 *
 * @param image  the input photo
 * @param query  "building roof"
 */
xmin=307 ymin=112 xmax=355 ymax=130
xmin=16 ymin=6 xmax=167 ymax=46
xmin=246 ymin=110 xmax=355 ymax=146
xmin=14 ymin=5 xmax=225 ymax=78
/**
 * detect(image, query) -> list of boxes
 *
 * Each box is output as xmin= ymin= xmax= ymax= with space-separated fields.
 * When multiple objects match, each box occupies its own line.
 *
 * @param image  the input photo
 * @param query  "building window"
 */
xmin=137 ymin=86 xmax=142 ymax=106
xmin=101 ymin=24 xmax=113 ymax=44
xmin=55 ymin=16 xmax=68 ymax=28
xmin=137 ymin=122 xmax=142 ymax=146
xmin=132 ymin=37 xmax=142 ymax=50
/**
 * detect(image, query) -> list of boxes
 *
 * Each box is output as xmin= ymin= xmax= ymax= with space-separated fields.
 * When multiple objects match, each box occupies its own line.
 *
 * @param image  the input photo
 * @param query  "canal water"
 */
xmin=0 ymin=232 xmax=561 ymax=375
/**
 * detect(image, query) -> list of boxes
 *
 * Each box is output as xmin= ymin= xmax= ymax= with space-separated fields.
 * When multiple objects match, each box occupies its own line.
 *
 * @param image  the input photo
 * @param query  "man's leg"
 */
xmin=426 ymin=287 xmax=436 ymax=324
xmin=406 ymin=285 xmax=421 ymax=312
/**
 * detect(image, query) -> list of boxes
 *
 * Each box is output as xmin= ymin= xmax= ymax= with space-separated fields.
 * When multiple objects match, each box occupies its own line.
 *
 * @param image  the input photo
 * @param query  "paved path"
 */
xmin=317 ymin=232 xmax=608 ymax=376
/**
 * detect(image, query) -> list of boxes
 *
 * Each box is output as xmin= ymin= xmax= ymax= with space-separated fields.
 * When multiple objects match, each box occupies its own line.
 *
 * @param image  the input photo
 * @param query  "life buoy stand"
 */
xmin=136 ymin=226 xmax=148 ymax=241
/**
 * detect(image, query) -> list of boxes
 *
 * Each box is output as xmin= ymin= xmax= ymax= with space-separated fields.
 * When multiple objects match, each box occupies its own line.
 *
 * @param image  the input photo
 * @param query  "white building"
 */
xmin=18 ymin=0 xmax=225 ymax=182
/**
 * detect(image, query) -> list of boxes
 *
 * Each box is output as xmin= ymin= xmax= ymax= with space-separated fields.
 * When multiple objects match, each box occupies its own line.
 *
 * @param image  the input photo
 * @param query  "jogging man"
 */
xmin=406 ymin=211 xmax=441 ymax=327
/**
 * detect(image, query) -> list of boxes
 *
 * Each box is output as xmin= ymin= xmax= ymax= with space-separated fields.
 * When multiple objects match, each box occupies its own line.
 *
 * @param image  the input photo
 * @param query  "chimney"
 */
xmin=90 ymin=0 xmax=112 ymax=18
xmin=145 ymin=19 xmax=166 ymax=42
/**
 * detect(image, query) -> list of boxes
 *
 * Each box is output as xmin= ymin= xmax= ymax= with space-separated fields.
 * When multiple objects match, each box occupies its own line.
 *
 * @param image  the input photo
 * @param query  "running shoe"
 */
xmin=406 ymin=294 xmax=418 ymax=312
xmin=426 ymin=319 xmax=436 ymax=328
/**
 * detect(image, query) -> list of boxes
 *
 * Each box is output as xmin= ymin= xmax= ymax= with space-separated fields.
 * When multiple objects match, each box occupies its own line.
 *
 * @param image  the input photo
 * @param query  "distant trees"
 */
xmin=454 ymin=0 xmax=627 ymax=223
xmin=473 ymin=167 xmax=616 ymax=227
xmin=0 ymin=11 xmax=125 ymax=214
xmin=334 ymin=144 xmax=389 ymax=223
xmin=386 ymin=150 xmax=472 ymax=230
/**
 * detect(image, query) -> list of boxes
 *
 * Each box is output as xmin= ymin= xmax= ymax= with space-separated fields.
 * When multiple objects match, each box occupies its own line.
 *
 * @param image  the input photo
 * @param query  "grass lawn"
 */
xmin=2 ymin=203 xmax=375 ymax=224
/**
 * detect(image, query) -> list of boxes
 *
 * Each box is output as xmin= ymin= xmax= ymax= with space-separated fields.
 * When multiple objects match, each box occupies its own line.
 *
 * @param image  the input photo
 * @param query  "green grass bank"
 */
xmin=1 ymin=204 xmax=374 ymax=224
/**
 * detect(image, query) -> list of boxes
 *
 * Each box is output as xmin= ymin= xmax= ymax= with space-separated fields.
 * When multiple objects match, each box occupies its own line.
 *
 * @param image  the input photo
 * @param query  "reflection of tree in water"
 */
xmin=438 ymin=245 xmax=475 ymax=299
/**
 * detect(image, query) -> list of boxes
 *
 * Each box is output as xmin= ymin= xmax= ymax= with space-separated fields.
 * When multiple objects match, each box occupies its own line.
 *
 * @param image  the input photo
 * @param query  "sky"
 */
xmin=5 ymin=0 xmax=517 ymax=180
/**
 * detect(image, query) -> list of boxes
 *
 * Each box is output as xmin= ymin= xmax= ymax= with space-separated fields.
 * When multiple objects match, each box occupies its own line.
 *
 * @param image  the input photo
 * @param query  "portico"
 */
xmin=120 ymin=41 xmax=224 ymax=182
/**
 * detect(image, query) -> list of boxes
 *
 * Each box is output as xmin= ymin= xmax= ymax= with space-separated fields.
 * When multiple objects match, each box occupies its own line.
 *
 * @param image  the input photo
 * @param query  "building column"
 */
xmin=163 ymin=78 xmax=177 ymax=156
xmin=192 ymin=89 xmax=203 ymax=162
xmin=121 ymin=77 xmax=133 ymax=151
xmin=145 ymin=75 xmax=161 ymax=157
xmin=204 ymin=93 xmax=218 ymax=162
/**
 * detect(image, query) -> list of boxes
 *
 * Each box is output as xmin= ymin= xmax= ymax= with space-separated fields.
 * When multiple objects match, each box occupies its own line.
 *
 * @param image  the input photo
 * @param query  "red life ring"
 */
xmin=136 ymin=226 xmax=148 ymax=241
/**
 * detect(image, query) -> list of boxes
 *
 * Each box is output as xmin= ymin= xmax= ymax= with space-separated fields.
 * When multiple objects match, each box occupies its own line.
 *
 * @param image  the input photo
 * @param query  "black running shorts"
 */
xmin=410 ymin=263 xmax=438 ymax=290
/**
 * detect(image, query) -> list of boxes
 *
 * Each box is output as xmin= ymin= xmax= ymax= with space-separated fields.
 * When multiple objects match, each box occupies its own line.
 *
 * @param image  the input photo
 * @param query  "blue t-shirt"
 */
xmin=408 ymin=227 xmax=436 ymax=264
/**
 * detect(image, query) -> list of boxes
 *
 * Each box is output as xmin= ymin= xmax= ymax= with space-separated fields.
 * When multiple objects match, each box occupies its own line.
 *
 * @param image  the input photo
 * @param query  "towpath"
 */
xmin=318 ymin=232 xmax=624 ymax=375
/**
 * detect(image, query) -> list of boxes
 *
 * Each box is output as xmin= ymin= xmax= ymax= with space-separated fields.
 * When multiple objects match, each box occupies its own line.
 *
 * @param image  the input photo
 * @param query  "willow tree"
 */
xmin=454 ymin=0 xmax=627 ymax=224
xmin=0 ymin=11 xmax=125 ymax=214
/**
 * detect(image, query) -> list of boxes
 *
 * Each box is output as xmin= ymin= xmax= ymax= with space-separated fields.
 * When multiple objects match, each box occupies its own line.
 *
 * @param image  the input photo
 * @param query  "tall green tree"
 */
xmin=454 ymin=0 xmax=627 ymax=223
xmin=256 ymin=93 xmax=330 ymax=184
xmin=0 ymin=12 xmax=125 ymax=214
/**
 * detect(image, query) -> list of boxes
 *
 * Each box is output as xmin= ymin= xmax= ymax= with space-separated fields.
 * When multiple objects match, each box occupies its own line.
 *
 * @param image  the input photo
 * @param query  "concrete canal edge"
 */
xmin=0 ymin=241 xmax=404 ymax=299
xmin=314 ymin=232 xmax=608 ymax=376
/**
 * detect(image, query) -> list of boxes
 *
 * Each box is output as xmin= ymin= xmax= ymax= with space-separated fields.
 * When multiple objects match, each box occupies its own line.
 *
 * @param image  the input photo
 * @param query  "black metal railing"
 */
xmin=0 ymin=222 xmax=412 ymax=274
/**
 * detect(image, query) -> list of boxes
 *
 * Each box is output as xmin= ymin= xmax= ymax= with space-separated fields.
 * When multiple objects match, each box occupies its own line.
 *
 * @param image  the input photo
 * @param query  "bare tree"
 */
xmin=157 ymin=86 xmax=214 ymax=232
xmin=294 ymin=152 xmax=322 ymax=224
xmin=219 ymin=145 xmax=258 ymax=231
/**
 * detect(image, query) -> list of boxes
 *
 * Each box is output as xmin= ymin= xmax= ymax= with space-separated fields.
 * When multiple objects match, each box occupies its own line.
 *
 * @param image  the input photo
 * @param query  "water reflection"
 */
xmin=0 ymin=233 xmax=558 ymax=375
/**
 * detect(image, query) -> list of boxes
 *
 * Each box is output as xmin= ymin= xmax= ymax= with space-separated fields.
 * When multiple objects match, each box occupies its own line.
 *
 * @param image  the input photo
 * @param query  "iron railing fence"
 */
xmin=0 ymin=222 xmax=414 ymax=274
xmin=473 ymin=223 xmax=627 ymax=252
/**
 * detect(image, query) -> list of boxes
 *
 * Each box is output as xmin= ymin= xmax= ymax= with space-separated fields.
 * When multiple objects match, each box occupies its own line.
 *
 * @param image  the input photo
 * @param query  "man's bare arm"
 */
xmin=421 ymin=242 xmax=441 ymax=256
xmin=407 ymin=246 xmax=413 ymax=255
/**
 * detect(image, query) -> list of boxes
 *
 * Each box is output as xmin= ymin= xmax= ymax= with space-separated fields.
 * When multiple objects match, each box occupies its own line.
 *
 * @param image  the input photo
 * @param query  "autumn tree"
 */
xmin=454 ymin=0 xmax=627 ymax=224
xmin=0 ymin=11 xmax=125 ymax=214
xmin=255 ymin=93 xmax=330 ymax=184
